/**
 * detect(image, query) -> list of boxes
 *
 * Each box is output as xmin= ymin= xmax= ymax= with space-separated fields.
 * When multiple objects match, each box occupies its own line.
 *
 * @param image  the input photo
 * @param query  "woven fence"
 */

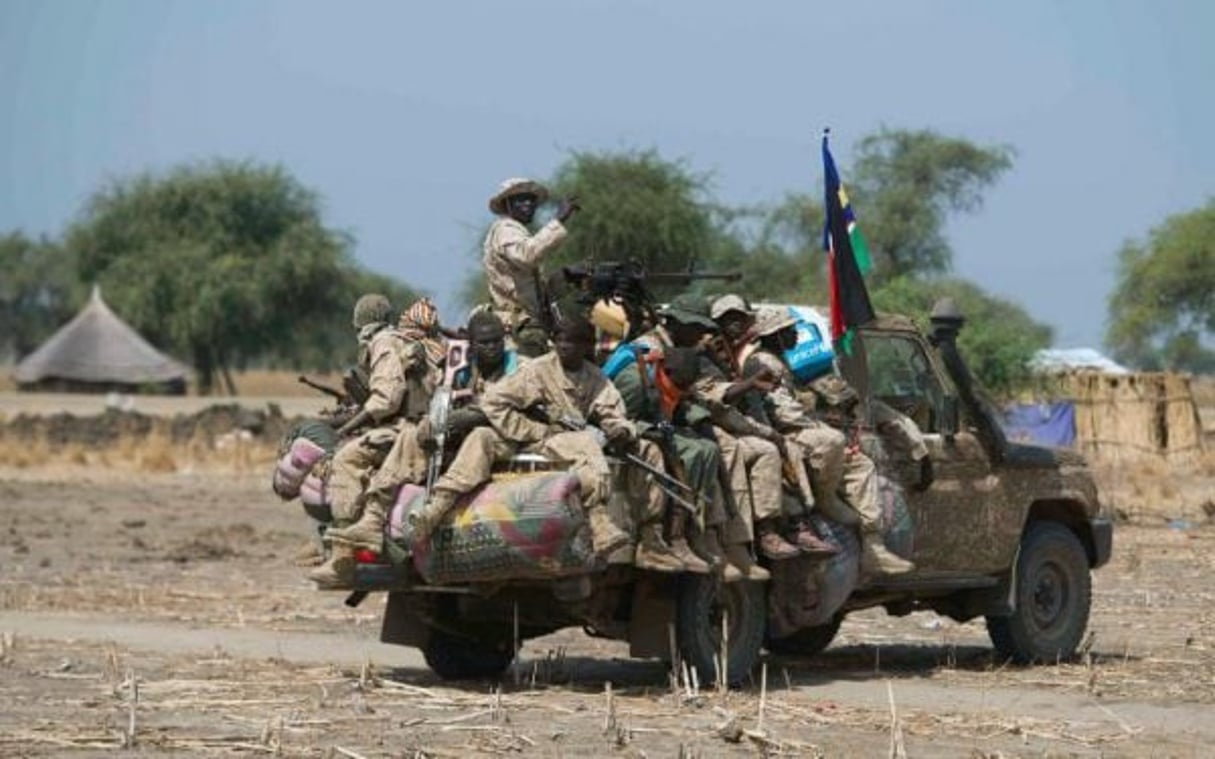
xmin=1053 ymin=372 xmax=1206 ymax=466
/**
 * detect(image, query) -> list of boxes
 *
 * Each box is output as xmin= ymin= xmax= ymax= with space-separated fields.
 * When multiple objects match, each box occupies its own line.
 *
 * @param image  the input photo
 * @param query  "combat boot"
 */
xmin=407 ymin=489 xmax=457 ymax=545
xmin=633 ymin=523 xmax=685 ymax=573
xmin=308 ymin=541 xmax=356 ymax=589
xmin=326 ymin=495 xmax=389 ymax=553
xmin=667 ymin=510 xmax=710 ymax=574
xmin=790 ymin=519 xmax=840 ymax=557
xmin=860 ymin=534 xmax=915 ymax=577
xmin=293 ymin=538 xmax=324 ymax=567
xmin=723 ymin=541 xmax=770 ymax=582
xmin=690 ymin=528 xmax=740 ymax=582
xmin=588 ymin=505 xmax=630 ymax=558
xmin=756 ymin=520 xmax=800 ymax=561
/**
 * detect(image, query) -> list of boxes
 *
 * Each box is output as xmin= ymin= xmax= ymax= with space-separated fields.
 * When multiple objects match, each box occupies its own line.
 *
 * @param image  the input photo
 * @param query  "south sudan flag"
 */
xmin=821 ymin=130 xmax=875 ymax=352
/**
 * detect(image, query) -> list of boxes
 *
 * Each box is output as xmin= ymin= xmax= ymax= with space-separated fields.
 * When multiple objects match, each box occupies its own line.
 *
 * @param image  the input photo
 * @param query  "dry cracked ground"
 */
xmin=1 ymin=466 xmax=1214 ymax=758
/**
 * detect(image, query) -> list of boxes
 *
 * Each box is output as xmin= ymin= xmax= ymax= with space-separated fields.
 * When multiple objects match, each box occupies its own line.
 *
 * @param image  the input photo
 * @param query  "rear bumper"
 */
xmin=1089 ymin=517 xmax=1113 ymax=568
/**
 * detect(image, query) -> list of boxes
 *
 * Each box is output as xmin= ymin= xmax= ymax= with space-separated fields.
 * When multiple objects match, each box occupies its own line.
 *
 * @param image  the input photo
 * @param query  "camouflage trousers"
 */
xmin=623 ymin=433 xmax=719 ymax=527
xmin=327 ymin=423 xmax=400 ymax=524
xmin=710 ymin=428 xmax=783 ymax=544
xmin=435 ymin=426 xmax=611 ymax=511
xmin=362 ymin=420 xmax=428 ymax=511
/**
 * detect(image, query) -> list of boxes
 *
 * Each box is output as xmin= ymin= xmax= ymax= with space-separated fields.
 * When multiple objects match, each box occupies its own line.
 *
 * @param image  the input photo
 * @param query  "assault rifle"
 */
xmin=556 ymin=259 xmax=741 ymax=341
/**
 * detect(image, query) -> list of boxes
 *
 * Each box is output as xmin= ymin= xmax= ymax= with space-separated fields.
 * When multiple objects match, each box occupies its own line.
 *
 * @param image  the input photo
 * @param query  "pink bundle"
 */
xmin=272 ymin=437 xmax=328 ymax=499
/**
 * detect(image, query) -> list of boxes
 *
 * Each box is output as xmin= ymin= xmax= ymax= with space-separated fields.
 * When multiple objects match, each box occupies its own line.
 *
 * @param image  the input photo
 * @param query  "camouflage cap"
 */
xmin=660 ymin=294 xmax=717 ymax=330
xmin=352 ymin=294 xmax=393 ymax=329
xmin=488 ymin=177 xmax=550 ymax=214
xmin=710 ymin=293 xmax=751 ymax=321
xmin=753 ymin=306 xmax=798 ymax=337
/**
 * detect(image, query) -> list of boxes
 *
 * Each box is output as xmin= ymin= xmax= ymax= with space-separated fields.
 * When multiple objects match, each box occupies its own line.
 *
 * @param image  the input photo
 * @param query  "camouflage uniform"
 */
xmin=310 ymin=296 xmax=440 ymax=587
xmin=325 ymin=324 xmax=431 ymax=527
xmin=483 ymin=178 xmax=569 ymax=356
xmin=422 ymin=351 xmax=632 ymax=556
xmin=632 ymin=323 xmax=779 ymax=579
xmin=611 ymin=352 xmax=714 ymax=573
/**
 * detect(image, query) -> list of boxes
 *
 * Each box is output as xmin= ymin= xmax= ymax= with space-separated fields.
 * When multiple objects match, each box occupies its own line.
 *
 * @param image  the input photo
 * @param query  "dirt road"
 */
xmin=2 ymin=469 xmax=1214 ymax=757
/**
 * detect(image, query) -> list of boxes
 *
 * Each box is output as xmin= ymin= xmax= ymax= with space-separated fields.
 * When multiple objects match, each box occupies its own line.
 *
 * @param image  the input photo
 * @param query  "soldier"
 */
xmin=609 ymin=341 xmax=713 ymax=574
xmin=407 ymin=317 xmax=633 ymax=558
xmin=633 ymin=296 xmax=793 ymax=580
xmin=710 ymin=294 xmax=760 ymax=376
xmin=747 ymin=307 xmax=915 ymax=576
xmin=483 ymin=177 xmax=580 ymax=357
xmin=310 ymin=296 xmax=438 ymax=587
xmin=437 ymin=311 xmax=521 ymax=450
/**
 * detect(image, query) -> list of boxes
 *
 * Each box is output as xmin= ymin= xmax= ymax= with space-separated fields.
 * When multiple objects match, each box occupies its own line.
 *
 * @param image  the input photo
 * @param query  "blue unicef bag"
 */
xmin=781 ymin=306 xmax=834 ymax=383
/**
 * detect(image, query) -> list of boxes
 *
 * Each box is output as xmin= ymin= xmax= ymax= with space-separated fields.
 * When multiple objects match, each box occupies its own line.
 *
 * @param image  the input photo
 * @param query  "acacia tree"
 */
xmin=1105 ymin=201 xmax=1215 ymax=371
xmin=873 ymin=276 xmax=1053 ymax=395
xmin=66 ymin=161 xmax=414 ymax=393
xmin=851 ymin=128 xmax=1014 ymax=280
xmin=0 ymin=232 xmax=84 ymax=361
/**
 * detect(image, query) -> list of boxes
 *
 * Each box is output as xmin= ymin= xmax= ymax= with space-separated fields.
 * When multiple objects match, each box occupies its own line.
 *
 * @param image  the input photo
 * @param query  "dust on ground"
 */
xmin=2 ymin=465 xmax=1214 ymax=758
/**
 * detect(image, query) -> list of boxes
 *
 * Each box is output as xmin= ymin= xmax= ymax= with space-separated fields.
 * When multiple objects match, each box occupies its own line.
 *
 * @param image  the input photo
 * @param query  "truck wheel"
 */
xmin=766 ymin=614 xmax=844 ymax=657
xmin=676 ymin=575 xmax=766 ymax=687
xmin=422 ymin=629 xmax=514 ymax=681
xmin=986 ymin=521 xmax=1091 ymax=664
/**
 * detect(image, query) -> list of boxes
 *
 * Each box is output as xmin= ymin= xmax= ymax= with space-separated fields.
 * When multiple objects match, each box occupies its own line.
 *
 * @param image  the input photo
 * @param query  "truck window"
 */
xmin=864 ymin=333 xmax=945 ymax=433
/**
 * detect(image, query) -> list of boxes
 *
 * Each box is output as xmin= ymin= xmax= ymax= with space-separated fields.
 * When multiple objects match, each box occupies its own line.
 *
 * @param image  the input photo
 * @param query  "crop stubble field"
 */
xmin=1 ymin=388 xmax=1213 ymax=757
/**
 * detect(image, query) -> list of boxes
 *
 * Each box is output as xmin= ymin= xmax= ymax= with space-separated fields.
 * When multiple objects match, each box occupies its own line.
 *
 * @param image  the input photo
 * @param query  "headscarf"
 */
xmin=398 ymin=297 xmax=447 ymax=367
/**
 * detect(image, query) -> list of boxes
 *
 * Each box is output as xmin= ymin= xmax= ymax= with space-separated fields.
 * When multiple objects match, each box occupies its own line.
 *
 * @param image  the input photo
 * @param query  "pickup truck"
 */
xmin=278 ymin=297 xmax=1113 ymax=683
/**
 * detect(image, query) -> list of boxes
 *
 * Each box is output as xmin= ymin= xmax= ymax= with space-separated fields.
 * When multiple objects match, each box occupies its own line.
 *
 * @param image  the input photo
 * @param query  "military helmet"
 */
xmin=351 ymin=294 xmax=393 ymax=329
xmin=660 ymin=294 xmax=718 ymax=330
xmin=710 ymin=293 xmax=752 ymax=321
xmin=753 ymin=306 xmax=798 ymax=338
xmin=488 ymin=177 xmax=550 ymax=214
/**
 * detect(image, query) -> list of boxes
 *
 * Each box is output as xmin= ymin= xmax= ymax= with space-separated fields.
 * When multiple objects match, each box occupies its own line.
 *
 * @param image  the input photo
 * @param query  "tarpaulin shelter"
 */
xmin=12 ymin=286 xmax=190 ymax=394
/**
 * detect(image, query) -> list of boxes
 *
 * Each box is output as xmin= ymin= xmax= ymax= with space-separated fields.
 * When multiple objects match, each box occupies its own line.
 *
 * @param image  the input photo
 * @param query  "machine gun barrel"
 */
xmin=645 ymin=270 xmax=743 ymax=284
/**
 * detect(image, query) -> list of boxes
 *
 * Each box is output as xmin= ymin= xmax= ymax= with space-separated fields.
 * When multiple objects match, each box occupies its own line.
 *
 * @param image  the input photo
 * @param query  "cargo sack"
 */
xmin=767 ymin=481 xmax=914 ymax=637
xmin=271 ymin=419 xmax=339 ymax=499
xmin=767 ymin=515 xmax=859 ymax=637
xmin=877 ymin=473 xmax=914 ymax=559
xmin=389 ymin=472 xmax=594 ymax=584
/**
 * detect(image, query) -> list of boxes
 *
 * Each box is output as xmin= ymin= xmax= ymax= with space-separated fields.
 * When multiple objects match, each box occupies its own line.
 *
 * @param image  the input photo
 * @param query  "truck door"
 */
xmin=861 ymin=331 xmax=1004 ymax=573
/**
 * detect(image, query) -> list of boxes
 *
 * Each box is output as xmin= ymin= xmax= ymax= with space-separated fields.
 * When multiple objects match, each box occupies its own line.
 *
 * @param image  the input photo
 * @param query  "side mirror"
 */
xmin=940 ymin=395 xmax=959 ymax=440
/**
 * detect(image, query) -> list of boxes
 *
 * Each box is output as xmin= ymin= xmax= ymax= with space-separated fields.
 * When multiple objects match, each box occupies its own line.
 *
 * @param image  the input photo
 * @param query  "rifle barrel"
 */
xmin=647 ymin=271 xmax=742 ymax=282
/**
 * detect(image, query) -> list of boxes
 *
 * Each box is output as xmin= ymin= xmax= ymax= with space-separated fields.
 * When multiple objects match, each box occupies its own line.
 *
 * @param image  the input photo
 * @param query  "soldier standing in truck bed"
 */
xmin=483 ymin=177 xmax=580 ymax=357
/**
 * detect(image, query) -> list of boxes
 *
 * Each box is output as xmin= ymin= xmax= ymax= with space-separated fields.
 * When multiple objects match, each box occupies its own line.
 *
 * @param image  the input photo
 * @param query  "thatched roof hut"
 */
xmin=12 ymin=286 xmax=189 ymax=394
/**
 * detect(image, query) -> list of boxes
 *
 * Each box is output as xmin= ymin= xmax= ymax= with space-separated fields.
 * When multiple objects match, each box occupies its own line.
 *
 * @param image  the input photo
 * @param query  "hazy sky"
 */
xmin=3 ymin=0 xmax=1212 ymax=348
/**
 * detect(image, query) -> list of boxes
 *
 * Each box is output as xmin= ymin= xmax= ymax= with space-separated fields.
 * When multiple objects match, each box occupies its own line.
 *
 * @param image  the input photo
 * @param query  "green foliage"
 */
xmin=65 ymin=160 xmax=416 ymax=392
xmin=0 ymin=232 xmax=85 ymax=360
xmin=548 ymin=149 xmax=716 ymax=277
xmin=873 ymin=276 xmax=1053 ymax=395
xmin=459 ymin=148 xmax=724 ymax=308
xmin=1105 ymin=200 xmax=1215 ymax=372
xmin=851 ymin=128 xmax=1013 ymax=280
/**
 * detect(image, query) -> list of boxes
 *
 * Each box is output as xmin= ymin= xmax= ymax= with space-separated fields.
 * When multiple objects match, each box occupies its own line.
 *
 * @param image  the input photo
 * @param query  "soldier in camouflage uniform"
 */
xmin=747 ymin=307 xmax=914 ymax=576
xmin=310 ymin=296 xmax=439 ymax=587
xmin=408 ymin=318 xmax=632 ymax=557
xmin=483 ymin=178 xmax=580 ymax=357
xmin=610 ymin=343 xmax=713 ymax=574
xmin=633 ymin=296 xmax=796 ymax=580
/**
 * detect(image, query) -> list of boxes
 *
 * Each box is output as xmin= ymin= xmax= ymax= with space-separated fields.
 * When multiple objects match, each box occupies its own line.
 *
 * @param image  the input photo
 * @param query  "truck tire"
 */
xmin=766 ymin=614 xmax=844 ymax=657
xmin=676 ymin=575 xmax=766 ymax=688
xmin=986 ymin=521 xmax=1091 ymax=664
xmin=422 ymin=628 xmax=514 ymax=681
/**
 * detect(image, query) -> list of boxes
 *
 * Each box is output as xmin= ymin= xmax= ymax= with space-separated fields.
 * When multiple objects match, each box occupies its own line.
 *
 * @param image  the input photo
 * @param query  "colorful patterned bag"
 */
xmin=389 ymin=472 xmax=594 ymax=584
